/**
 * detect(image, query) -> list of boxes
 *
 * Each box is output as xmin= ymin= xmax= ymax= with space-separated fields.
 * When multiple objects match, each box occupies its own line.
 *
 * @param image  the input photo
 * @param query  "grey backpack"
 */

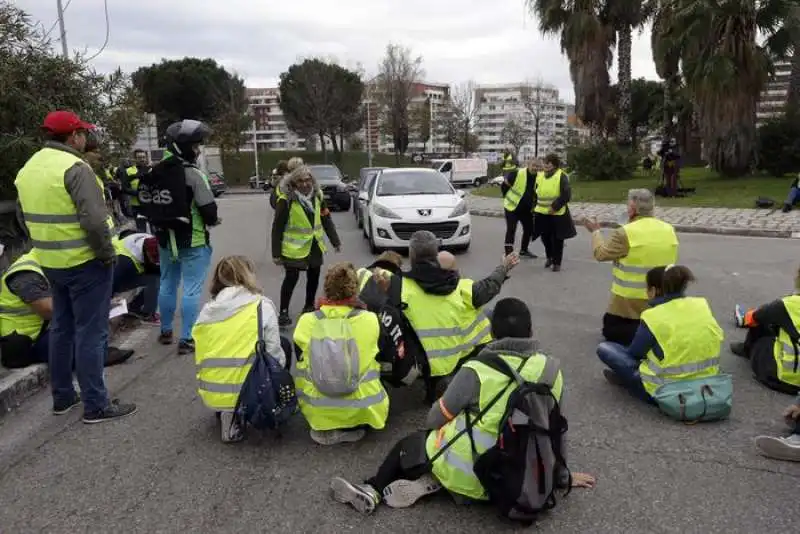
xmin=307 ymin=309 xmax=363 ymax=397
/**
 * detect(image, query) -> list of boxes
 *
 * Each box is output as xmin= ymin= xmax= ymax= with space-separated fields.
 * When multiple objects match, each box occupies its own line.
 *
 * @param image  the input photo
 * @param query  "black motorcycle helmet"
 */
xmin=164 ymin=119 xmax=211 ymax=163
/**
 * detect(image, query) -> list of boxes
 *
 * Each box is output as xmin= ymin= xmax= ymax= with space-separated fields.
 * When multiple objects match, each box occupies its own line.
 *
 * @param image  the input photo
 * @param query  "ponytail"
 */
xmin=661 ymin=264 xmax=695 ymax=295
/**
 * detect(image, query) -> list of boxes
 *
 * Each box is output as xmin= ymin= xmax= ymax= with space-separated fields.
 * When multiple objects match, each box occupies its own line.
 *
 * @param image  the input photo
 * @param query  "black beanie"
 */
xmin=490 ymin=297 xmax=532 ymax=340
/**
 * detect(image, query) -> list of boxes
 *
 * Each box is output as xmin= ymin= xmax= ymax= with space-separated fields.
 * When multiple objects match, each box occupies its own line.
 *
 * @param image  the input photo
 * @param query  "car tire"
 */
xmin=369 ymin=222 xmax=381 ymax=254
xmin=357 ymin=213 xmax=363 ymax=229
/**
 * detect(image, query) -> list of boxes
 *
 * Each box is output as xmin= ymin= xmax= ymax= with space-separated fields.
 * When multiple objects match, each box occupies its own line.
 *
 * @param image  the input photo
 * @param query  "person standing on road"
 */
xmin=137 ymin=119 xmax=220 ymax=356
xmin=14 ymin=110 xmax=136 ymax=422
xmin=501 ymin=158 xmax=538 ymax=258
xmin=271 ymin=164 xmax=341 ymax=327
xmin=754 ymin=397 xmax=800 ymax=461
xmin=583 ymin=188 xmax=678 ymax=346
xmin=269 ymin=160 xmax=290 ymax=209
xmin=532 ymin=154 xmax=576 ymax=272
xmin=501 ymin=149 xmax=518 ymax=176
xmin=118 ymin=149 xmax=151 ymax=232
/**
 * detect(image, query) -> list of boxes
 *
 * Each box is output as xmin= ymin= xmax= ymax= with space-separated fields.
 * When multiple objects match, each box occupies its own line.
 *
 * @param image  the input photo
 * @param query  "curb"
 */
xmin=223 ymin=189 xmax=268 ymax=196
xmin=468 ymin=208 xmax=794 ymax=239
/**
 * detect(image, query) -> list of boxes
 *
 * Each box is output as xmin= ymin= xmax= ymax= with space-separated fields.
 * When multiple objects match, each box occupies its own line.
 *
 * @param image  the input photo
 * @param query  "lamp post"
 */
xmin=251 ymin=121 xmax=260 ymax=180
xmin=56 ymin=0 xmax=68 ymax=58
xmin=366 ymin=99 xmax=373 ymax=167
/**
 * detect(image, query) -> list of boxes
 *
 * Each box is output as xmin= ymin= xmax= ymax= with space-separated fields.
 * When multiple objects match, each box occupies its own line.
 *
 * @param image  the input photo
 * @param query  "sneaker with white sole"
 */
xmin=330 ymin=477 xmax=380 ymax=515
xmin=734 ymin=304 xmax=746 ymax=328
xmin=382 ymin=474 xmax=442 ymax=508
xmin=754 ymin=434 xmax=800 ymax=462
xmin=310 ymin=428 xmax=366 ymax=445
xmin=220 ymin=412 xmax=244 ymax=443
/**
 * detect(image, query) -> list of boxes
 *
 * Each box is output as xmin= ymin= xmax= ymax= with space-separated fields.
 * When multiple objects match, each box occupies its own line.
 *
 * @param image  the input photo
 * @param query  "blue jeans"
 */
xmin=43 ymin=259 xmax=113 ymax=413
xmin=596 ymin=341 xmax=655 ymax=404
xmin=786 ymin=186 xmax=800 ymax=206
xmin=31 ymin=329 xmax=50 ymax=364
xmin=159 ymin=246 xmax=212 ymax=341
xmin=112 ymin=256 xmax=159 ymax=315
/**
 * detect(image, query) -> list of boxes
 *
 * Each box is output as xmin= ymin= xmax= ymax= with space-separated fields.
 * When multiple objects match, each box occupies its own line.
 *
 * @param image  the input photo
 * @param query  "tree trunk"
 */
xmin=786 ymin=48 xmax=800 ymax=118
xmin=663 ymin=72 xmax=679 ymax=141
xmin=330 ymin=133 xmax=341 ymax=163
xmin=534 ymin=117 xmax=540 ymax=157
xmin=616 ymin=25 xmax=633 ymax=147
xmin=318 ymin=132 xmax=328 ymax=162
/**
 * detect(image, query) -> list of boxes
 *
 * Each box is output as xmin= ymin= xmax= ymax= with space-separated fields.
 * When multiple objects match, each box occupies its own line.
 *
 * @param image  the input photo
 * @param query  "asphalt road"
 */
xmin=1 ymin=194 xmax=799 ymax=533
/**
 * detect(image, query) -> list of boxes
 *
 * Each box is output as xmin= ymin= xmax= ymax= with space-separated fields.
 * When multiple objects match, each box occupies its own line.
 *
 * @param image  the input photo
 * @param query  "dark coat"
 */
xmin=533 ymin=169 xmax=577 ymax=240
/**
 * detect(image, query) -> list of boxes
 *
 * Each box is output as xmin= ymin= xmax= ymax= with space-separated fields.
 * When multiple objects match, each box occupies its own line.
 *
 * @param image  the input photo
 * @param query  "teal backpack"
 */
xmin=652 ymin=374 xmax=733 ymax=423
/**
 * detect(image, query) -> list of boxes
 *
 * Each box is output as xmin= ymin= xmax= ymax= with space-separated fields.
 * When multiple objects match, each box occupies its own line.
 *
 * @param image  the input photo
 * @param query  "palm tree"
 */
xmin=650 ymin=0 xmax=681 ymax=140
xmin=528 ymin=0 xmax=615 ymax=139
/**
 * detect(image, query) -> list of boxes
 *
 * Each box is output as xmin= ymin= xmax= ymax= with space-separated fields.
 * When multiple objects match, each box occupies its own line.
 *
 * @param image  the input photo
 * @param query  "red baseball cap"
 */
xmin=42 ymin=110 xmax=95 ymax=135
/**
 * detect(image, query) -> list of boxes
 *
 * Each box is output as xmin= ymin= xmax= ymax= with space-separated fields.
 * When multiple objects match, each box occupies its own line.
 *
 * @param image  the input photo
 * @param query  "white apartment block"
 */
xmin=757 ymin=59 xmax=790 ymax=125
xmin=242 ymin=87 xmax=307 ymax=151
xmin=474 ymin=83 xmax=569 ymax=161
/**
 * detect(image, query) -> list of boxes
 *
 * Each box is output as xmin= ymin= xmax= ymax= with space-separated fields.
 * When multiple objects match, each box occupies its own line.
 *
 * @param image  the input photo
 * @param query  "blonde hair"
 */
xmin=287 ymin=157 xmax=304 ymax=171
xmin=324 ymin=262 xmax=358 ymax=301
xmin=375 ymin=250 xmax=403 ymax=269
xmin=210 ymin=255 xmax=262 ymax=298
xmin=287 ymin=164 xmax=315 ymax=190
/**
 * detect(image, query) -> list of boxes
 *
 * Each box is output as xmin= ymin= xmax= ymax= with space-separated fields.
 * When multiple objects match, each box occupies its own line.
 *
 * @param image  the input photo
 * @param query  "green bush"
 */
xmin=757 ymin=117 xmax=800 ymax=177
xmin=566 ymin=141 xmax=639 ymax=181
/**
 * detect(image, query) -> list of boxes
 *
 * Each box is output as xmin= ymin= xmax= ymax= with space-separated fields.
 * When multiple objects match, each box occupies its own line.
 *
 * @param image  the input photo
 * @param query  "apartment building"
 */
xmin=757 ymin=59 xmax=790 ymax=124
xmin=473 ymin=82 xmax=569 ymax=161
xmin=241 ymin=87 xmax=306 ymax=151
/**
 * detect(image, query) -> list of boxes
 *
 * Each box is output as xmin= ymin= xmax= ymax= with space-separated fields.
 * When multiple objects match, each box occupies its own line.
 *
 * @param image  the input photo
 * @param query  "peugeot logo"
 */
xmin=418 ymin=209 xmax=432 ymax=216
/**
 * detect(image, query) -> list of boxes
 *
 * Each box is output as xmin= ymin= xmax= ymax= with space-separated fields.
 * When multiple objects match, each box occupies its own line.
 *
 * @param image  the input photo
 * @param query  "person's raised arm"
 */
xmin=471 ymin=252 xmax=520 ymax=308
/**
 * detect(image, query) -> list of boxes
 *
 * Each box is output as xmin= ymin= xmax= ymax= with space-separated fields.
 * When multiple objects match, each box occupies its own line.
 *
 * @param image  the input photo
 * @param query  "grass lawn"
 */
xmin=473 ymin=167 xmax=793 ymax=209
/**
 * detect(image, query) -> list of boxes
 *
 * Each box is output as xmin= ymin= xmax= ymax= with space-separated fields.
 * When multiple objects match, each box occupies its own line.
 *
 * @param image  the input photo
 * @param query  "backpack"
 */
xmin=136 ymin=157 xmax=192 ymax=229
xmin=430 ymin=354 xmax=569 ymax=525
xmin=231 ymin=302 xmax=298 ymax=434
xmin=652 ymin=374 xmax=733 ymax=423
xmin=307 ymin=309 xmax=363 ymax=396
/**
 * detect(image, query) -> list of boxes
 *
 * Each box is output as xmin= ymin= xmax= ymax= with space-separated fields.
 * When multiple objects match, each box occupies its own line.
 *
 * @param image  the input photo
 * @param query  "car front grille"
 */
xmin=391 ymin=222 xmax=459 ymax=241
xmin=321 ymin=185 xmax=339 ymax=195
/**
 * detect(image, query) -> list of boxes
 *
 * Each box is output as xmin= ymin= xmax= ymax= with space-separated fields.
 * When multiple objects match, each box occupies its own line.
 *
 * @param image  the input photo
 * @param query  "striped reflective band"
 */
xmin=536 ymin=196 xmax=556 ymax=206
xmin=439 ymin=448 xmax=477 ymax=478
xmin=22 ymin=212 xmax=80 ymax=224
xmin=7 ymin=260 xmax=39 ymax=271
xmin=612 ymin=261 xmax=656 ymax=289
xmin=426 ymin=325 xmax=492 ymax=360
xmin=30 ymin=237 xmax=89 ymax=250
xmin=286 ymin=225 xmax=321 ymax=235
xmin=612 ymin=261 xmax=651 ymax=274
xmin=505 ymin=188 xmax=521 ymax=200
xmin=295 ymin=388 xmax=386 ymax=408
xmin=415 ymin=312 xmax=489 ymax=339
xmin=197 ymin=380 xmax=241 ymax=394
xmin=294 ymin=369 xmax=381 ymax=383
xmin=196 ymin=353 xmax=256 ymax=369
xmin=452 ymin=417 xmax=495 ymax=449
xmin=0 ymin=305 xmax=33 ymax=315
xmin=640 ymin=358 xmax=720 ymax=385
xmin=780 ymin=342 xmax=800 ymax=371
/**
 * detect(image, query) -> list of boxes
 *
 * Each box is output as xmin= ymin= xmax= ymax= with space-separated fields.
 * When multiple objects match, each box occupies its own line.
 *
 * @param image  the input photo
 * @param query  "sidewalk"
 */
xmin=467 ymin=193 xmax=800 ymax=238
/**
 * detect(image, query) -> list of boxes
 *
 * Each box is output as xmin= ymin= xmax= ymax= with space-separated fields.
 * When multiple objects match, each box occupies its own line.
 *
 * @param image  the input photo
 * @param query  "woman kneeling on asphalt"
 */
xmin=596 ymin=265 xmax=724 ymax=404
xmin=192 ymin=256 xmax=290 ymax=442
xmin=329 ymin=297 xmax=594 ymax=515
xmin=293 ymin=262 xmax=388 ymax=446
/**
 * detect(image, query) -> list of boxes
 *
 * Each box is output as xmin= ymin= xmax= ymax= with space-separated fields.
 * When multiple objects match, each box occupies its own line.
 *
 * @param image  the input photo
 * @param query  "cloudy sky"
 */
xmin=25 ymin=0 xmax=659 ymax=103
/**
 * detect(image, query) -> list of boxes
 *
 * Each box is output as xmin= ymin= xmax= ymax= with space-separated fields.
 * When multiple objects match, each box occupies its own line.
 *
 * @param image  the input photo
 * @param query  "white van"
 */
xmin=431 ymin=158 xmax=489 ymax=187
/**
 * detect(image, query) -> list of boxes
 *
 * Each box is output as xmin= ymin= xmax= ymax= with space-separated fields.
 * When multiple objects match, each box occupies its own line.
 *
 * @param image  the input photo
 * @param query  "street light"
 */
xmin=365 ymin=98 xmax=373 ymax=167
xmin=56 ymin=0 xmax=68 ymax=58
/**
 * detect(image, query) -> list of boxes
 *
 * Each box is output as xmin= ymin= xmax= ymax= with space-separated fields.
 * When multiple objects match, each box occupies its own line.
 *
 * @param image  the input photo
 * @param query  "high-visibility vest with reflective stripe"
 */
xmin=356 ymin=266 xmax=392 ymax=291
xmin=0 ymin=252 xmax=46 ymax=340
xmin=293 ymin=305 xmax=388 ymax=431
xmin=773 ymin=295 xmax=800 ymax=387
xmin=277 ymin=190 xmax=327 ymax=259
xmin=501 ymin=154 xmax=517 ymax=173
xmin=638 ymin=297 xmax=723 ymax=396
xmin=533 ymin=170 xmax=566 ymax=215
xmin=193 ymin=300 xmax=260 ymax=411
xmin=126 ymin=166 xmax=141 ymax=206
xmin=611 ymin=217 xmax=678 ymax=300
xmin=15 ymin=147 xmax=114 ymax=269
xmin=426 ymin=352 xmax=563 ymax=500
xmin=401 ymin=278 xmax=492 ymax=377
xmin=503 ymin=168 xmax=528 ymax=212
xmin=112 ymin=236 xmax=143 ymax=274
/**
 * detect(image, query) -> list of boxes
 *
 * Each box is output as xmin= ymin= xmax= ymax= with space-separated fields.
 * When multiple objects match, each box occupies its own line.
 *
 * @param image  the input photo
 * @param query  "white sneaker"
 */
xmin=754 ymin=434 xmax=800 ymax=461
xmin=220 ymin=412 xmax=243 ymax=443
xmin=734 ymin=304 xmax=746 ymax=328
xmin=382 ymin=474 xmax=442 ymax=508
xmin=330 ymin=477 xmax=380 ymax=515
xmin=310 ymin=428 xmax=366 ymax=445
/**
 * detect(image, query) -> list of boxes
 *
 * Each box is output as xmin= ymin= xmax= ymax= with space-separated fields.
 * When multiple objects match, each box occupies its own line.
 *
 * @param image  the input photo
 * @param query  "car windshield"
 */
xmin=376 ymin=171 xmax=453 ymax=196
xmin=309 ymin=166 xmax=341 ymax=183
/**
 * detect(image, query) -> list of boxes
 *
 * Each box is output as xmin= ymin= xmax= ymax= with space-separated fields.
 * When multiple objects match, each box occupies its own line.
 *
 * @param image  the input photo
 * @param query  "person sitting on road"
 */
xmin=583 ymin=188 xmax=679 ymax=346
xmin=730 ymin=265 xmax=800 ymax=395
xmin=0 ymin=250 xmax=135 ymax=370
xmin=754 ymin=395 xmax=800 ymax=461
xmin=193 ymin=255 xmax=288 ymax=443
xmin=329 ymin=297 xmax=595 ymax=515
xmin=293 ymin=262 xmax=387 ymax=446
xmin=597 ymin=265 xmax=723 ymax=404
xmin=356 ymin=250 xmax=403 ymax=291
xmin=394 ymin=230 xmax=519 ymax=401
xmin=113 ymin=230 xmax=161 ymax=325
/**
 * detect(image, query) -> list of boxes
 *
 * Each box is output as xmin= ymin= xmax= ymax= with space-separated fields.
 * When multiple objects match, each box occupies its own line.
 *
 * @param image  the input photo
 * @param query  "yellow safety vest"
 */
xmin=533 ymin=170 xmax=566 ymax=216
xmin=112 ymin=236 xmax=143 ymax=274
xmin=0 ymin=252 xmax=46 ymax=340
xmin=193 ymin=300 xmax=261 ymax=411
xmin=773 ymin=295 xmax=800 ymax=387
xmin=638 ymin=297 xmax=723 ymax=396
xmin=501 ymin=154 xmax=517 ymax=173
xmin=293 ymin=305 xmax=388 ymax=431
xmin=356 ymin=267 xmax=393 ymax=291
xmin=15 ymin=147 xmax=115 ymax=269
xmin=503 ymin=168 xmax=528 ymax=212
xmin=611 ymin=217 xmax=678 ymax=300
xmin=401 ymin=278 xmax=492 ymax=377
xmin=426 ymin=352 xmax=563 ymax=500
xmin=127 ymin=166 xmax=141 ymax=206
xmin=277 ymin=190 xmax=327 ymax=259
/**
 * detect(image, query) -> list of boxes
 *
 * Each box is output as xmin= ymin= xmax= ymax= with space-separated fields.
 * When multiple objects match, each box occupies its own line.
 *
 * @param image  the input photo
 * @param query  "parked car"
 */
xmin=308 ymin=164 xmax=351 ymax=211
xmin=354 ymin=167 xmax=387 ymax=228
xmin=430 ymin=158 xmax=489 ymax=187
xmin=209 ymin=172 xmax=227 ymax=197
xmin=360 ymin=168 xmax=470 ymax=254
xmin=489 ymin=175 xmax=505 ymax=186
xmin=248 ymin=175 xmax=267 ymax=189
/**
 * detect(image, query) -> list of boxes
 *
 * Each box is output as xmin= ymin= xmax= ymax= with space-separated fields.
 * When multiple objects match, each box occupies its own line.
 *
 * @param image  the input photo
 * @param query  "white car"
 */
xmin=360 ymin=168 xmax=471 ymax=253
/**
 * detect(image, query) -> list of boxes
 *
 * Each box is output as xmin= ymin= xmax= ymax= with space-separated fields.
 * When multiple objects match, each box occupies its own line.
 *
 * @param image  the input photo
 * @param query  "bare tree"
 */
xmin=409 ymin=97 xmax=431 ymax=151
xmin=519 ymin=80 xmax=552 ymax=158
xmin=376 ymin=43 xmax=423 ymax=164
xmin=447 ymin=80 xmax=479 ymax=154
xmin=500 ymin=116 xmax=531 ymax=158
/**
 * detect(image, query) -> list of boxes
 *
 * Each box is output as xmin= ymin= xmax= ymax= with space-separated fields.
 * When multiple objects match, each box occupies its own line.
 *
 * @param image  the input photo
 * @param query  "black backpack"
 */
xmin=136 ymin=157 xmax=192 ymax=229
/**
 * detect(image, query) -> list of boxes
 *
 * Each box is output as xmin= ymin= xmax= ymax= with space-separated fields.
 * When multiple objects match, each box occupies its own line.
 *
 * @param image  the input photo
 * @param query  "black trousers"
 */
xmin=503 ymin=209 xmax=535 ymax=255
xmin=744 ymin=325 xmax=800 ymax=395
xmin=602 ymin=313 xmax=640 ymax=346
xmin=365 ymin=431 xmax=431 ymax=493
xmin=279 ymin=266 xmax=321 ymax=312
xmin=536 ymin=214 xmax=564 ymax=265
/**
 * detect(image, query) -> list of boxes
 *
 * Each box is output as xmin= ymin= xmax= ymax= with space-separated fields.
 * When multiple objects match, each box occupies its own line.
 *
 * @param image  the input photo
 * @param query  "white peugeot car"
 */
xmin=360 ymin=168 xmax=471 ymax=254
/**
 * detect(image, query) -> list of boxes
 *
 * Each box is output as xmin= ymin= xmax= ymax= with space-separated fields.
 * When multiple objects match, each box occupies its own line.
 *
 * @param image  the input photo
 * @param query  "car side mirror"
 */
xmin=457 ymin=190 xmax=466 ymax=198
xmin=358 ymin=192 xmax=368 ymax=201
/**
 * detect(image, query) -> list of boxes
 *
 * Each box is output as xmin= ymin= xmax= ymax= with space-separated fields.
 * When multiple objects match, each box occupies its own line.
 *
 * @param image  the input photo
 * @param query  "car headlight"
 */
xmin=372 ymin=203 xmax=401 ymax=219
xmin=449 ymin=200 xmax=468 ymax=218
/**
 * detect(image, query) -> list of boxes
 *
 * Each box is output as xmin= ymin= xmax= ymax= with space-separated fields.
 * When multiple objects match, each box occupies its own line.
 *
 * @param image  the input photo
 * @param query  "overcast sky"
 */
xmin=25 ymin=0 xmax=659 ymax=104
